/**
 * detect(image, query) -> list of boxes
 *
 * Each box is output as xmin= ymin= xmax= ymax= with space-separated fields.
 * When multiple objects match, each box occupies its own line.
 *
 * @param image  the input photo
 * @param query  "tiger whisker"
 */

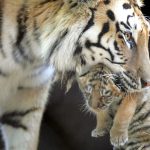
xmin=79 ymin=103 xmax=93 ymax=116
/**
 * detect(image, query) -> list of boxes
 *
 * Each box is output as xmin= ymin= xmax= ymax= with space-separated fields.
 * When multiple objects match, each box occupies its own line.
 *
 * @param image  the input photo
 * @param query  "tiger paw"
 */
xmin=91 ymin=128 xmax=107 ymax=137
xmin=110 ymin=128 xmax=128 ymax=147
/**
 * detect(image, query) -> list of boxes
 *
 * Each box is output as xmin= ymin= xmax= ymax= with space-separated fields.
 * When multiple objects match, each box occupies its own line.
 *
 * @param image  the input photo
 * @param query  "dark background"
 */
xmin=38 ymin=2 xmax=150 ymax=150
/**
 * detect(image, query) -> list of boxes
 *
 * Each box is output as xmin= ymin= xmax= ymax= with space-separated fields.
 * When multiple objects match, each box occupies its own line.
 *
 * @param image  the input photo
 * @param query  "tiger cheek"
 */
xmin=116 ymin=33 xmax=131 ymax=63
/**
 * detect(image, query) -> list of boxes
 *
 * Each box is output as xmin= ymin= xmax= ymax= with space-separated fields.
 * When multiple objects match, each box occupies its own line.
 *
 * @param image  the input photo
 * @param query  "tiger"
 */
xmin=0 ymin=0 xmax=150 ymax=149
xmin=78 ymin=63 xmax=150 ymax=150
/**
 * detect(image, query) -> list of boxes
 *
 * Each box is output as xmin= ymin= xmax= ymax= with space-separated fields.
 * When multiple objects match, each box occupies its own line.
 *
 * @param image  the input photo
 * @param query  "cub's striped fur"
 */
xmin=0 ymin=0 xmax=149 ymax=149
xmin=78 ymin=63 xmax=150 ymax=150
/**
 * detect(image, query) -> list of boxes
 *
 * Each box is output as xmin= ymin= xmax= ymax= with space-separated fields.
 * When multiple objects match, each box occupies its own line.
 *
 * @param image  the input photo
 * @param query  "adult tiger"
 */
xmin=0 ymin=0 xmax=149 ymax=149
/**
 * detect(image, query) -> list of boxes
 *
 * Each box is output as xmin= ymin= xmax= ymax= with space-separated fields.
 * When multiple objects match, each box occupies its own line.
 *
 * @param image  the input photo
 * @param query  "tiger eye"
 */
xmin=124 ymin=32 xmax=132 ymax=40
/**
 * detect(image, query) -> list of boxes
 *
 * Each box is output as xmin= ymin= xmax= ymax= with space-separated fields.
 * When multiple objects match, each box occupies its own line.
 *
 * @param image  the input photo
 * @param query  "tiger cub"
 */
xmin=77 ymin=64 xmax=150 ymax=148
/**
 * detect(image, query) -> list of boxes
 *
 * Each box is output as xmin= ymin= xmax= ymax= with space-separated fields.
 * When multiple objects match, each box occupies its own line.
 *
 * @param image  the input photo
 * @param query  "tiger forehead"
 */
xmin=92 ymin=0 xmax=147 ymax=40
xmin=95 ymin=0 xmax=142 ymax=22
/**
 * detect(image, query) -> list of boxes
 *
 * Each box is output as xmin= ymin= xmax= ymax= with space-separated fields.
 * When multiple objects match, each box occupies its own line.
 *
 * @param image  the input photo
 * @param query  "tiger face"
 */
xmin=78 ymin=64 xmax=123 ymax=112
xmin=75 ymin=0 xmax=150 ymax=91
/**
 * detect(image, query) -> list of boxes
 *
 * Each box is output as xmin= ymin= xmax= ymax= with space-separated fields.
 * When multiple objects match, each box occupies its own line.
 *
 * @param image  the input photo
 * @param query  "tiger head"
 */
xmin=78 ymin=64 xmax=123 ymax=112
xmin=67 ymin=0 xmax=150 ymax=92
xmin=44 ymin=0 xmax=150 ymax=92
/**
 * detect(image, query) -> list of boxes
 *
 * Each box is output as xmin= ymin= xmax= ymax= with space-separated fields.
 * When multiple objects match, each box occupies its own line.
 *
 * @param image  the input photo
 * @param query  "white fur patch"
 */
xmin=20 ymin=65 xmax=55 ymax=88
xmin=136 ymin=0 xmax=144 ymax=7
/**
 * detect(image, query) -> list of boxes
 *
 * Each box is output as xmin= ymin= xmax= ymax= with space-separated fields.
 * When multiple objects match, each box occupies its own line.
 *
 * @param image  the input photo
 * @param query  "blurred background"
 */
xmin=38 ymin=2 xmax=150 ymax=150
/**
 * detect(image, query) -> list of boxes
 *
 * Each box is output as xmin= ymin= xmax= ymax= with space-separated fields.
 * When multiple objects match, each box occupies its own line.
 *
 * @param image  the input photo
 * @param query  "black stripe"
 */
xmin=49 ymin=29 xmax=68 ymax=57
xmin=0 ymin=126 xmax=5 ymax=150
xmin=0 ymin=0 xmax=6 ymax=57
xmin=113 ymin=72 xmax=137 ymax=91
xmin=127 ymin=15 xmax=134 ymax=29
xmin=127 ymin=137 xmax=150 ymax=149
xmin=70 ymin=2 xmax=78 ymax=8
xmin=85 ymin=39 xmax=94 ymax=53
xmin=2 ymin=119 xmax=27 ymax=130
xmin=84 ymin=22 xmax=115 ymax=62
xmin=129 ymin=102 xmax=147 ymax=130
xmin=121 ymin=76 xmax=137 ymax=89
xmin=116 ymin=22 xmax=121 ymax=32
xmin=0 ymin=69 xmax=7 ymax=77
xmin=73 ymin=8 xmax=95 ymax=56
xmin=107 ymin=10 xmax=115 ymax=21
xmin=120 ymin=21 xmax=130 ymax=30
xmin=123 ymin=3 xmax=131 ymax=9
xmin=73 ymin=44 xmax=82 ymax=55
xmin=127 ymin=141 xmax=136 ymax=146
xmin=123 ymin=72 xmax=138 ymax=86
xmin=104 ymin=0 xmax=110 ymax=5
xmin=98 ymin=22 xmax=110 ymax=43
xmin=39 ymin=0 xmax=57 ymax=5
xmin=80 ymin=55 xmax=87 ymax=66
xmin=81 ymin=8 xmax=95 ymax=35
xmin=131 ymin=109 xmax=150 ymax=126
xmin=33 ymin=19 xmax=41 ymax=44
xmin=135 ymin=102 xmax=146 ymax=114
xmin=14 ymin=3 xmax=33 ymax=64
xmin=79 ymin=71 xmax=90 ymax=77
xmin=106 ymin=58 xmax=125 ymax=65
xmin=91 ymin=56 xmax=95 ymax=61
xmin=116 ymin=53 xmax=123 ymax=56
xmin=16 ymin=3 xmax=28 ymax=47
xmin=114 ymin=41 xmax=120 ymax=51
xmin=142 ymin=144 xmax=150 ymax=149
xmin=130 ymin=125 xmax=150 ymax=135
xmin=97 ymin=22 xmax=114 ymax=61
xmin=1 ymin=108 xmax=38 ymax=130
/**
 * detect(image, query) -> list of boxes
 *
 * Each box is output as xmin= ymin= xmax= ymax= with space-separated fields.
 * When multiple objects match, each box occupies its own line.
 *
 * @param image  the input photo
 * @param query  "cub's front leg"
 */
xmin=110 ymin=87 xmax=150 ymax=147
xmin=1 ymin=83 xmax=51 ymax=150
xmin=91 ymin=109 xmax=112 ymax=138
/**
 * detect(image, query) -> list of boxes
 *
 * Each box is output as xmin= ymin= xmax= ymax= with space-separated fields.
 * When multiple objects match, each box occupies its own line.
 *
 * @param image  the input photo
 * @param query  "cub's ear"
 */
xmin=63 ymin=0 xmax=100 ymax=9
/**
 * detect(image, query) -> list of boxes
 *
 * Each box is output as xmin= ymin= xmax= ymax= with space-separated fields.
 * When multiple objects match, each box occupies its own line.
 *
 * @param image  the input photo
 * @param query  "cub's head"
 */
xmin=66 ymin=0 xmax=150 ymax=92
xmin=78 ymin=64 xmax=123 ymax=112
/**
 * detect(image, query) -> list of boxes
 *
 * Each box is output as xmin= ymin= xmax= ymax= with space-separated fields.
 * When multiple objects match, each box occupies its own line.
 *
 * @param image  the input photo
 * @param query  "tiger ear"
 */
xmin=134 ymin=0 xmax=144 ymax=7
xmin=63 ymin=0 xmax=101 ymax=9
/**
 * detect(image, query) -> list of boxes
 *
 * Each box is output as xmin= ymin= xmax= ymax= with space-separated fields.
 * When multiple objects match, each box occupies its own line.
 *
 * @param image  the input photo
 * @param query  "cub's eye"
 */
xmin=123 ymin=31 xmax=136 ymax=49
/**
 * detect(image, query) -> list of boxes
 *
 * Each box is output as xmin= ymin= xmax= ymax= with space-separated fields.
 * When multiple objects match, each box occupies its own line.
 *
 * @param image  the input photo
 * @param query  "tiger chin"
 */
xmin=78 ymin=64 xmax=150 ymax=149
xmin=0 ymin=0 xmax=150 ymax=149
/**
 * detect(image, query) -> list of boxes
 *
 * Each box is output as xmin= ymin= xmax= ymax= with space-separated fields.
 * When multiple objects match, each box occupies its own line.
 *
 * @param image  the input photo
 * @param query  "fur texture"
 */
xmin=78 ymin=63 xmax=150 ymax=149
xmin=0 ymin=0 xmax=149 ymax=149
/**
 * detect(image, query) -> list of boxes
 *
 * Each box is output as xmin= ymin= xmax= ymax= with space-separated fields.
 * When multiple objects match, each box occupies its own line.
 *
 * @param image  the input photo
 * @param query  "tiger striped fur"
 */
xmin=0 ymin=0 xmax=149 ymax=149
